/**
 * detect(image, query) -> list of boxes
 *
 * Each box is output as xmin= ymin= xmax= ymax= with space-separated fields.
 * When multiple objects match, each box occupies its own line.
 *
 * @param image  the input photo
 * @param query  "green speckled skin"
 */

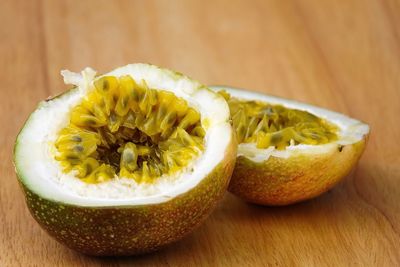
xmin=229 ymin=140 xmax=366 ymax=206
xmin=18 ymin=138 xmax=236 ymax=256
xmin=14 ymin=66 xmax=237 ymax=256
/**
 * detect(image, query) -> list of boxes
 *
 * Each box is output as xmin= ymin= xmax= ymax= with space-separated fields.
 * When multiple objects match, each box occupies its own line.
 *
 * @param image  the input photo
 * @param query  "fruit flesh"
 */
xmin=55 ymin=75 xmax=205 ymax=184
xmin=218 ymin=91 xmax=338 ymax=150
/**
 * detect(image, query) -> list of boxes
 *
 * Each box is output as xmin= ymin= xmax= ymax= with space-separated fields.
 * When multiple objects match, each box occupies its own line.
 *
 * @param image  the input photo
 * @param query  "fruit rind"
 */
xmin=210 ymin=86 xmax=369 ymax=206
xmin=18 ymin=133 xmax=236 ymax=255
xmin=13 ymin=64 xmax=236 ymax=255
xmin=230 ymin=139 xmax=366 ymax=205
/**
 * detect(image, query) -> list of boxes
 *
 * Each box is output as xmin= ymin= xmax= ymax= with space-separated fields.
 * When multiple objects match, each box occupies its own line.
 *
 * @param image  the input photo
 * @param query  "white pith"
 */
xmin=15 ymin=64 xmax=232 ymax=206
xmin=210 ymin=86 xmax=369 ymax=162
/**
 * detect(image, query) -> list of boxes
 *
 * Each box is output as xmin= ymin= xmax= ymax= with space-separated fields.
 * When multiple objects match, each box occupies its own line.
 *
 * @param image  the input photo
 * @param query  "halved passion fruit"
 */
xmin=14 ymin=64 xmax=236 ymax=256
xmin=211 ymin=86 xmax=369 ymax=206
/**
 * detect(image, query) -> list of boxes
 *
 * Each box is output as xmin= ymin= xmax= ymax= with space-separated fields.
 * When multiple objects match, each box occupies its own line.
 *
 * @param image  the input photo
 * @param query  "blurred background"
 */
xmin=1 ymin=0 xmax=399 ymax=266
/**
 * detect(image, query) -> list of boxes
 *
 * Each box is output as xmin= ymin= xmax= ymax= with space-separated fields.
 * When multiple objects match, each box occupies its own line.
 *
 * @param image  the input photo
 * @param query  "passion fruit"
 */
xmin=14 ymin=64 xmax=236 ymax=256
xmin=211 ymin=86 xmax=369 ymax=206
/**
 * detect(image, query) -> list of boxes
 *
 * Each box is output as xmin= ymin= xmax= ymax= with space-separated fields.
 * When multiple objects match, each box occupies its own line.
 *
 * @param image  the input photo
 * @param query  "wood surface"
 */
xmin=1 ymin=0 xmax=399 ymax=266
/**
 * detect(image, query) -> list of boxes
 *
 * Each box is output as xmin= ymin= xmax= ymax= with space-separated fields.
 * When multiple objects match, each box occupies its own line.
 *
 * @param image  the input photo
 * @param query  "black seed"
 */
xmin=86 ymin=164 xmax=93 ymax=174
xmin=109 ymin=113 xmax=116 ymax=122
xmin=74 ymin=145 xmax=84 ymax=152
xmin=124 ymin=152 xmax=134 ymax=163
xmin=122 ymin=97 xmax=128 ymax=107
xmin=86 ymin=119 xmax=97 ymax=126
xmin=238 ymin=126 xmax=246 ymax=135
xmin=66 ymin=154 xmax=80 ymax=160
xmin=72 ymin=136 xmax=82 ymax=142
xmin=103 ymin=80 xmax=109 ymax=90
xmin=271 ymin=133 xmax=282 ymax=143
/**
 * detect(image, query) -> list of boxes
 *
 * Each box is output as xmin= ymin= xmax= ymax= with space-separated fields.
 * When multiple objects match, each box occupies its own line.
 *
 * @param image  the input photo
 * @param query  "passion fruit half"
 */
xmin=211 ymin=86 xmax=369 ymax=206
xmin=13 ymin=64 xmax=236 ymax=256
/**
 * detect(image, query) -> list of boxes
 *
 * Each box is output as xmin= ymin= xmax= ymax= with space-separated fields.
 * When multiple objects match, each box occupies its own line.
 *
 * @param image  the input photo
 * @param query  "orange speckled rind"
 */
xmin=229 ymin=139 xmax=367 ymax=206
xmin=17 ymin=131 xmax=236 ymax=256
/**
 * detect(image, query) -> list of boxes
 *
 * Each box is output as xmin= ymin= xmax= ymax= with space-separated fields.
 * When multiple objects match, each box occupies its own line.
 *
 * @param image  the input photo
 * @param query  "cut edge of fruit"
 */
xmin=210 ymin=85 xmax=370 ymax=162
xmin=14 ymin=64 xmax=234 ymax=207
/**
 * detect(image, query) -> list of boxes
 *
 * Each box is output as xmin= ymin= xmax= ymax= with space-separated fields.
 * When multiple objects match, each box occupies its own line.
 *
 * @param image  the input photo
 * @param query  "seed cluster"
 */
xmin=55 ymin=76 xmax=205 ymax=183
xmin=219 ymin=91 xmax=337 ymax=150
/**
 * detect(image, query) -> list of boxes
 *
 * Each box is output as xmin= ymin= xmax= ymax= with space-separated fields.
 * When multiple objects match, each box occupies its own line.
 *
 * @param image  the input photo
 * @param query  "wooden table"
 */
xmin=1 ymin=0 xmax=399 ymax=266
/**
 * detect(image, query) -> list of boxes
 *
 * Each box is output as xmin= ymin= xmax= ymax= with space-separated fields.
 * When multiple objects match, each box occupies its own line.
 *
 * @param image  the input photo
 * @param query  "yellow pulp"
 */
xmin=55 ymin=75 xmax=205 ymax=183
xmin=219 ymin=91 xmax=338 ymax=150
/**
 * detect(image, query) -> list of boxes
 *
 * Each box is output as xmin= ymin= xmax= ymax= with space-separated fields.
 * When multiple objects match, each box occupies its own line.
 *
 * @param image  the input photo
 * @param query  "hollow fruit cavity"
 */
xmin=218 ymin=91 xmax=338 ymax=150
xmin=55 ymin=75 xmax=205 ymax=184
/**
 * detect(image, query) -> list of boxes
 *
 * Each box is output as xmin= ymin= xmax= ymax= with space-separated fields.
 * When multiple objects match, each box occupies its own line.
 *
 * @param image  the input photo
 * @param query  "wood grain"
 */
xmin=1 ymin=0 xmax=399 ymax=266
